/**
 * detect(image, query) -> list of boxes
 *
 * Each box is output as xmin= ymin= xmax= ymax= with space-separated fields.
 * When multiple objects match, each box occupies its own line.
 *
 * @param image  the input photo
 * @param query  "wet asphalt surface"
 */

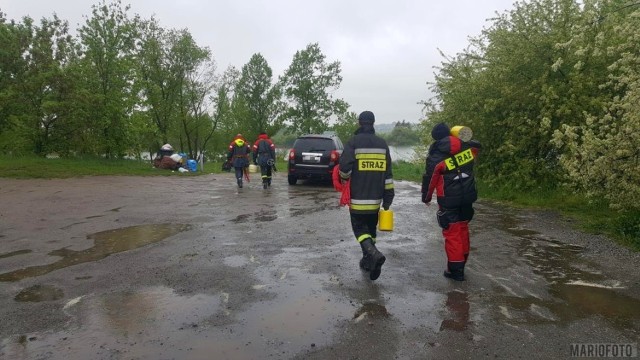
xmin=0 ymin=172 xmax=638 ymax=360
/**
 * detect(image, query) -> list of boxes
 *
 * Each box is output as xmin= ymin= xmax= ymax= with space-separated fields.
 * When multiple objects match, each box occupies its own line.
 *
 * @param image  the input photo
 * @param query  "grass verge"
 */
xmin=0 ymin=156 xmax=289 ymax=179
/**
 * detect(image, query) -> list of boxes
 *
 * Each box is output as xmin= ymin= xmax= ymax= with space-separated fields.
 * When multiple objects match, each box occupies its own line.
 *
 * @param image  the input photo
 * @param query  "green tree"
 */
xmin=331 ymin=110 xmax=358 ymax=144
xmin=423 ymin=0 xmax=640 ymax=217
xmin=0 ymin=13 xmax=32 ymax=150
xmin=385 ymin=122 xmax=420 ymax=146
xmin=210 ymin=66 xmax=241 ymax=158
xmin=30 ymin=16 xmax=76 ymax=156
xmin=280 ymin=43 xmax=345 ymax=134
xmin=424 ymin=0 xmax=585 ymax=188
xmin=235 ymin=53 xmax=283 ymax=140
xmin=552 ymin=0 xmax=640 ymax=211
xmin=169 ymin=30 xmax=214 ymax=159
xmin=0 ymin=14 xmax=78 ymax=156
xmin=136 ymin=17 xmax=178 ymax=145
xmin=77 ymin=0 xmax=139 ymax=158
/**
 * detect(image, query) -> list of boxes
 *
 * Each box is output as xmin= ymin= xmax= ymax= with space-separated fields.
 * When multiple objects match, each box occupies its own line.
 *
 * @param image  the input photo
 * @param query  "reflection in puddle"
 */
xmin=236 ymin=267 xmax=353 ymax=353
xmin=94 ymin=286 xmax=219 ymax=334
xmin=0 ymin=224 xmax=190 ymax=282
xmin=496 ymin=217 xmax=640 ymax=330
xmin=14 ymin=284 xmax=64 ymax=302
xmin=354 ymin=302 xmax=390 ymax=320
xmin=502 ymin=283 xmax=640 ymax=330
xmin=3 ymin=286 xmax=223 ymax=359
xmin=440 ymin=290 xmax=470 ymax=332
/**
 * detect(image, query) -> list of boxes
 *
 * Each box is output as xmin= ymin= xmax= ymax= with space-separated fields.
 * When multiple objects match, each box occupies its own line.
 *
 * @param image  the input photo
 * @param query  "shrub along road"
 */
xmin=0 ymin=173 xmax=638 ymax=359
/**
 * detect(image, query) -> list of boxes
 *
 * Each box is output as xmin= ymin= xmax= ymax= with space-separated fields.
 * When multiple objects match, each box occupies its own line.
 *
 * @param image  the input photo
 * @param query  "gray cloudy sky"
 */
xmin=3 ymin=0 xmax=516 ymax=124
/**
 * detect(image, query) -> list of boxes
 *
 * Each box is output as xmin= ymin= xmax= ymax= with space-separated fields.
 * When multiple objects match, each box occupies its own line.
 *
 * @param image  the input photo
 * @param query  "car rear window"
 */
xmin=294 ymin=138 xmax=334 ymax=152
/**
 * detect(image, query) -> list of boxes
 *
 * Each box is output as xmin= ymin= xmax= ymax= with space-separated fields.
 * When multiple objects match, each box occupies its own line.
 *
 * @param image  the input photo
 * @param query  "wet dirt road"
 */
xmin=0 ymin=173 xmax=638 ymax=359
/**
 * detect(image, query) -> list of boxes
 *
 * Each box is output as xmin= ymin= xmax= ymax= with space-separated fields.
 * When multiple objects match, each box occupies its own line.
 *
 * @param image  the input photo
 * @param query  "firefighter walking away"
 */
xmin=339 ymin=110 xmax=394 ymax=281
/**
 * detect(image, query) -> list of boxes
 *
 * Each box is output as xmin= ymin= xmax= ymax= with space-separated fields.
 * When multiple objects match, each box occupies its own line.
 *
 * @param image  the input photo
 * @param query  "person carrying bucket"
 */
xmin=227 ymin=134 xmax=252 ymax=188
xmin=338 ymin=111 xmax=394 ymax=281
xmin=252 ymin=132 xmax=276 ymax=189
xmin=421 ymin=122 xmax=481 ymax=281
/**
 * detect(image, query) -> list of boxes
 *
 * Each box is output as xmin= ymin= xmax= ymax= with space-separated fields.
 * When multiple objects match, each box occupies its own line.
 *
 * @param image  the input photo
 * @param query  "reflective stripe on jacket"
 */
xmin=339 ymin=125 xmax=394 ymax=214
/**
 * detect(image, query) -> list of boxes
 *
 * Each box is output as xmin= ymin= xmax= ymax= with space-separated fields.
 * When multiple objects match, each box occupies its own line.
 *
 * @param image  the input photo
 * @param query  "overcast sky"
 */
xmin=3 ymin=0 xmax=516 ymax=124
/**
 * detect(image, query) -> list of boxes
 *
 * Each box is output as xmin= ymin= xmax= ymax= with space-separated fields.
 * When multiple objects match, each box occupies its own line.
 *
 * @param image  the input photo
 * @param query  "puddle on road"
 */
xmin=0 ymin=224 xmax=190 ymax=282
xmin=353 ymin=302 xmax=390 ymax=320
xmin=14 ymin=284 xmax=64 ymax=302
xmin=439 ymin=290 xmax=470 ymax=332
xmin=231 ymin=214 xmax=252 ymax=223
xmin=231 ymin=210 xmax=278 ymax=223
xmin=0 ymin=249 xmax=32 ymax=259
xmin=495 ymin=215 xmax=640 ymax=330
xmin=234 ymin=266 xmax=353 ymax=353
xmin=93 ymin=286 xmax=219 ymax=333
xmin=3 ymin=286 xmax=223 ymax=359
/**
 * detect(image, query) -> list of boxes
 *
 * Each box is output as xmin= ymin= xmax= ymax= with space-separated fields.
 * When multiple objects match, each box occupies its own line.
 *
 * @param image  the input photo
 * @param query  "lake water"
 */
xmin=280 ymin=146 xmax=421 ymax=162
xmin=389 ymin=146 xmax=421 ymax=162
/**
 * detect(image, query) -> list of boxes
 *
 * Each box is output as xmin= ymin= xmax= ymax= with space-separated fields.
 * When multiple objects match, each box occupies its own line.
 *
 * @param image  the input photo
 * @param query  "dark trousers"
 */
xmin=260 ymin=165 xmax=272 ymax=182
xmin=234 ymin=167 xmax=244 ymax=180
xmin=350 ymin=212 xmax=379 ymax=243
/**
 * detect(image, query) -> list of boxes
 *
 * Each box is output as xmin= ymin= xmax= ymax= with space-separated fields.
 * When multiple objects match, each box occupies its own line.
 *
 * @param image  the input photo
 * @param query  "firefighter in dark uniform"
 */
xmin=227 ymin=134 xmax=252 ymax=188
xmin=339 ymin=111 xmax=394 ymax=281
xmin=422 ymin=122 xmax=480 ymax=281
xmin=252 ymin=132 xmax=276 ymax=189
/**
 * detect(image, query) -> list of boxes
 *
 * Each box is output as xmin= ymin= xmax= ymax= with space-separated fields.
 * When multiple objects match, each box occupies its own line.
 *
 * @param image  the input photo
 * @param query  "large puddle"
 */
xmin=0 ymin=224 xmax=190 ymax=282
xmin=4 ymin=268 xmax=357 ymax=359
xmin=496 ymin=216 xmax=640 ymax=330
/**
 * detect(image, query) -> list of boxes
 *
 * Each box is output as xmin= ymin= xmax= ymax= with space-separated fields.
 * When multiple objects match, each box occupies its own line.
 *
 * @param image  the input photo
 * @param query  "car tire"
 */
xmin=288 ymin=175 xmax=297 ymax=185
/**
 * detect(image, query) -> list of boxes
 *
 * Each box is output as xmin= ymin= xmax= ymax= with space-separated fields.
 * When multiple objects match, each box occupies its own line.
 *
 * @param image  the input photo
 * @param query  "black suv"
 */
xmin=287 ymin=133 xmax=344 ymax=185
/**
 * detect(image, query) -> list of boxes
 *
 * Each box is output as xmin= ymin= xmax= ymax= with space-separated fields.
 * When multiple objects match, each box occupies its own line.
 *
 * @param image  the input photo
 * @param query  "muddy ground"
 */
xmin=0 ymin=172 xmax=638 ymax=360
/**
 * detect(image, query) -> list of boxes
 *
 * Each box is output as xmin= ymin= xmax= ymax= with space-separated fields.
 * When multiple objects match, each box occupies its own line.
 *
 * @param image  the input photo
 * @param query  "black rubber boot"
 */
xmin=359 ymin=245 xmax=368 ymax=271
xmin=359 ymin=257 xmax=368 ymax=271
xmin=444 ymin=262 xmax=465 ymax=281
xmin=360 ymin=238 xmax=385 ymax=280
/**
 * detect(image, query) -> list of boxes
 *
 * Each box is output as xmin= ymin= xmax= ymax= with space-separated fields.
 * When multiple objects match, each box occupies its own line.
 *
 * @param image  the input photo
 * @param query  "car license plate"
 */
xmin=302 ymin=153 xmax=321 ymax=162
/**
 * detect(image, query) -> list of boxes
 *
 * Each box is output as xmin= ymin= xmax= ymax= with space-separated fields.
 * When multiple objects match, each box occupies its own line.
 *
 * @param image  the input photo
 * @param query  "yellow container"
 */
xmin=248 ymin=164 xmax=258 ymax=173
xmin=450 ymin=125 xmax=473 ymax=142
xmin=378 ymin=209 xmax=394 ymax=231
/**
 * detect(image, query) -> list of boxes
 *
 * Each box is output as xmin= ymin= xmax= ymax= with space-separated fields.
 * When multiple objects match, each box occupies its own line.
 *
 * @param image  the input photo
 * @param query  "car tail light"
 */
xmin=288 ymin=148 xmax=295 ymax=161
xmin=330 ymin=150 xmax=340 ymax=162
